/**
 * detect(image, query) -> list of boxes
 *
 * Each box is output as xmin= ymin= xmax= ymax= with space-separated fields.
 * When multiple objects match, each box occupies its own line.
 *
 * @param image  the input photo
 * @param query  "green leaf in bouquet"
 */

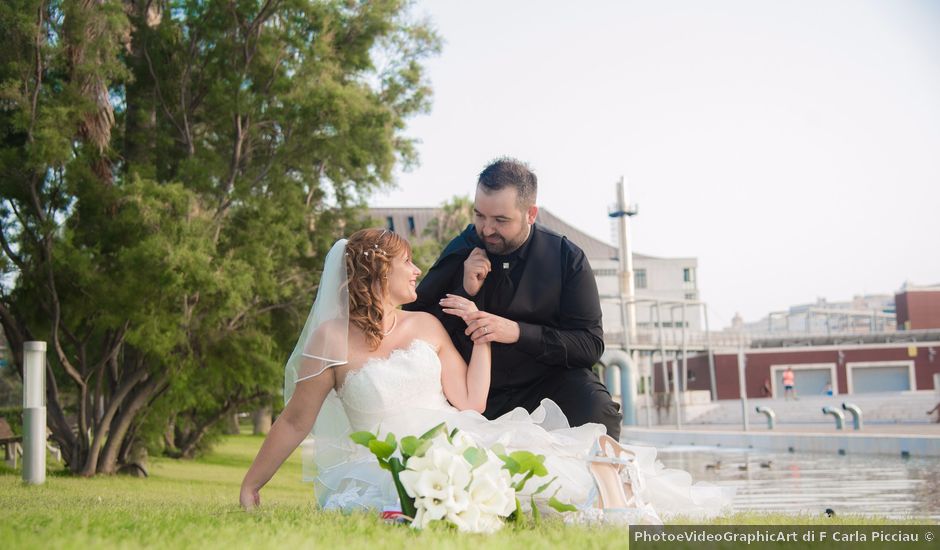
xmin=532 ymin=475 xmax=558 ymax=496
xmin=384 ymin=432 xmax=397 ymax=450
xmin=530 ymin=495 xmax=542 ymax=525
xmin=418 ymin=422 xmax=448 ymax=441
xmin=368 ymin=438 xmax=397 ymax=460
xmin=387 ymin=457 xmax=417 ymax=519
xmin=508 ymin=451 xmax=548 ymax=477
xmin=511 ymin=470 xmax=536 ymax=493
xmin=462 ymin=446 xmax=487 ymax=468
xmin=506 ymin=497 xmax=523 ymax=524
xmin=548 ymin=492 xmax=578 ymax=513
xmin=349 ymin=431 xmax=377 ymax=447
xmin=498 ymin=454 xmax=520 ymax=474
xmin=490 ymin=443 xmax=507 ymax=456
xmin=449 ymin=426 xmax=459 ymax=441
xmin=413 ymin=438 xmax=434 ymax=458
xmin=400 ymin=436 xmax=419 ymax=457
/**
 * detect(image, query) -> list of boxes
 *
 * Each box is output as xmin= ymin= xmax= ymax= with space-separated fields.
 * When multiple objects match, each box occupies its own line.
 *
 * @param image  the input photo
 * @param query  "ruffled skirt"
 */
xmin=312 ymin=399 xmax=732 ymax=520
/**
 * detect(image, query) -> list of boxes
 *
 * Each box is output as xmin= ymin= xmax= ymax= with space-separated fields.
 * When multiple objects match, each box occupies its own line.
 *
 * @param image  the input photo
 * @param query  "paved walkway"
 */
xmin=627 ymin=421 xmax=940 ymax=436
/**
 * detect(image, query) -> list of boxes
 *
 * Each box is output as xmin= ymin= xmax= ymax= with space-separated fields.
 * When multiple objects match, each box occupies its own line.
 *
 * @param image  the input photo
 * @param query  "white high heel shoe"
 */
xmin=569 ymin=435 xmax=662 ymax=526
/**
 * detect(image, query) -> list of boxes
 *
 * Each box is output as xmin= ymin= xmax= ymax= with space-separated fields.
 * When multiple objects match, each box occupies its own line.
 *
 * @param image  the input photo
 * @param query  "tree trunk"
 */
xmin=163 ymin=414 xmax=177 ymax=452
xmin=180 ymin=409 xmax=237 ymax=458
xmin=176 ymin=392 xmax=264 ymax=457
xmin=223 ymin=412 xmax=241 ymax=435
xmin=97 ymin=372 xmax=167 ymax=474
xmin=252 ymin=404 xmax=272 ymax=435
xmin=80 ymin=367 xmax=148 ymax=476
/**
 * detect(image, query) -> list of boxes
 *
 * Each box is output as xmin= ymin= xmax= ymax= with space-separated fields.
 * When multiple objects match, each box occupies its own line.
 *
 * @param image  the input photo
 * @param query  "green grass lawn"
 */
xmin=0 ymin=434 xmax=930 ymax=549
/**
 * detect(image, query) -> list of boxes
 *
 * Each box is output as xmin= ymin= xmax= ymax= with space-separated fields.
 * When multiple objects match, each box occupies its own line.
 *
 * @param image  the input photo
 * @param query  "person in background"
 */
xmin=782 ymin=367 xmax=797 ymax=401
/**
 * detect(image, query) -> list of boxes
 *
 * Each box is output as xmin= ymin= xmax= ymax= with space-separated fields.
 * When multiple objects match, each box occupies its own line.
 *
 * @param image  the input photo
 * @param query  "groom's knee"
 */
xmin=589 ymin=393 xmax=623 ymax=441
xmin=560 ymin=372 xmax=622 ymax=439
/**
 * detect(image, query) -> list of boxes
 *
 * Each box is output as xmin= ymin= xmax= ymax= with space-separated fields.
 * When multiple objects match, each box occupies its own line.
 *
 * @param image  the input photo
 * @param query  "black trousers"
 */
xmin=483 ymin=368 xmax=623 ymax=441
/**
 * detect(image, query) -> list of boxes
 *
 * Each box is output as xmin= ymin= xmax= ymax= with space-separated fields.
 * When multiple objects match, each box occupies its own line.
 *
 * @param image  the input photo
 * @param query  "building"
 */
xmin=532 ymin=209 xmax=702 ymax=336
xmin=896 ymin=283 xmax=940 ymax=330
xmin=367 ymin=207 xmax=439 ymax=242
xmin=674 ymin=335 xmax=940 ymax=399
xmin=659 ymin=286 xmax=940 ymax=399
xmin=734 ymin=294 xmax=897 ymax=336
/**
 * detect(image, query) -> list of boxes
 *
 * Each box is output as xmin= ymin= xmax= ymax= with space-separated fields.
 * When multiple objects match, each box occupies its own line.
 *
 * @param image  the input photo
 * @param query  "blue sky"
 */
xmin=373 ymin=0 xmax=940 ymax=327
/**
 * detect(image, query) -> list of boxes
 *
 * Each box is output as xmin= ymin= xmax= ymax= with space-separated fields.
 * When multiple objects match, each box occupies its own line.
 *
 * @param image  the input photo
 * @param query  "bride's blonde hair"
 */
xmin=344 ymin=228 xmax=411 ymax=351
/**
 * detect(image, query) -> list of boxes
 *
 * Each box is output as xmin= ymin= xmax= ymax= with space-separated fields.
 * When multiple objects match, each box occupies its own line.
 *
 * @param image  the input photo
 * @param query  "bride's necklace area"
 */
xmin=382 ymin=313 xmax=398 ymax=336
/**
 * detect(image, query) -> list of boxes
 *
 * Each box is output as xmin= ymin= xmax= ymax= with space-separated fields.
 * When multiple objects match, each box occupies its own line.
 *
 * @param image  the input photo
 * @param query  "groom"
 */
xmin=405 ymin=158 xmax=623 ymax=439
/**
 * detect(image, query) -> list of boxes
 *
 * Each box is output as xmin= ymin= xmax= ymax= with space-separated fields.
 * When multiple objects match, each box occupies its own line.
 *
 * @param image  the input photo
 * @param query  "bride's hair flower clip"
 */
xmin=345 ymin=242 xmax=388 ymax=259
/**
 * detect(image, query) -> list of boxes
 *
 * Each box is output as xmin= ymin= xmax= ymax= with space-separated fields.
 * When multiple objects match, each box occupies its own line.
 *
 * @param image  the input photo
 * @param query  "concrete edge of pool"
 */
xmin=621 ymin=426 xmax=940 ymax=457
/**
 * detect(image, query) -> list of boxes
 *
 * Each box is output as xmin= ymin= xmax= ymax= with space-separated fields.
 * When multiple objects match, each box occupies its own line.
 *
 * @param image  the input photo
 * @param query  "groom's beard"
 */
xmin=476 ymin=224 xmax=529 ymax=256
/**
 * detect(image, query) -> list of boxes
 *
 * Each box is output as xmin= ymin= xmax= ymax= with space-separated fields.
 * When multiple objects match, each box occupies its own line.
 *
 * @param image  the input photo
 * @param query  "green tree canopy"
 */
xmin=0 ymin=0 xmax=439 ymax=474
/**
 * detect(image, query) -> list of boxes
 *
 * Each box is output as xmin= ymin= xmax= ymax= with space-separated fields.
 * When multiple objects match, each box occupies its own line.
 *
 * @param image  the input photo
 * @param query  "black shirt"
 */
xmin=406 ymin=223 xmax=604 ymax=375
xmin=481 ymin=227 xmax=533 ymax=314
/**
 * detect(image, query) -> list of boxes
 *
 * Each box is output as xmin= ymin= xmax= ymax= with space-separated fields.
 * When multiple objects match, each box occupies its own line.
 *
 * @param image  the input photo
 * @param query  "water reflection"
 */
xmin=648 ymin=445 xmax=940 ymax=521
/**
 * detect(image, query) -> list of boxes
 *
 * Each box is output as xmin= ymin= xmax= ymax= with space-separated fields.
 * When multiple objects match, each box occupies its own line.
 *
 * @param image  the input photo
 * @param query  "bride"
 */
xmin=240 ymin=228 xmax=728 ymax=521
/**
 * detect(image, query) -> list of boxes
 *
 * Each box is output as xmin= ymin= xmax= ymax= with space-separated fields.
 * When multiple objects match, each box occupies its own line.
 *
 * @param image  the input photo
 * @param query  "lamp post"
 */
xmin=609 ymin=177 xmax=639 ymax=424
xmin=609 ymin=176 xmax=639 ymax=351
xmin=23 ymin=341 xmax=47 ymax=484
xmin=737 ymin=345 xmax=750 ymax=432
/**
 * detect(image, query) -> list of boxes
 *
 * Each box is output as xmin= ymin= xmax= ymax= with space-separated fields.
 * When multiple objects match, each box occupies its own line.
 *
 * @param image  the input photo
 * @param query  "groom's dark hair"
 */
xmin=477 ymin=157 xmax=537 ymax=210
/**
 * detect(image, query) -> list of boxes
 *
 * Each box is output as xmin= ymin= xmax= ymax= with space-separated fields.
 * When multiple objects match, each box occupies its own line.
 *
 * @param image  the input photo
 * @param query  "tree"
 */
xmin=411 ymin=195 xmax=472 ymax=275
xmin=0 ymin=0 xmax=439 ymax=474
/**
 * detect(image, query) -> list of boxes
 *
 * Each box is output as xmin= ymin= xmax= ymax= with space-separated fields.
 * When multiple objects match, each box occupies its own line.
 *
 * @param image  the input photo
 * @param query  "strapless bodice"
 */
xmin=336 ymin=339 xmax=456 ymax=432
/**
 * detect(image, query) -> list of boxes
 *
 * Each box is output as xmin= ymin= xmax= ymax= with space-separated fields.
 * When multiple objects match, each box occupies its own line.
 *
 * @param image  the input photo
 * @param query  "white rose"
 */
xmin=444 ymin=486 xmax=470 ymax=515
xmin=427 ymin=445 xmax=458 ymax=471
xmin=446 ymin=501 xmax=483 ymax=533
xmin=404 ymin=453 xmax=433 ymax=473
xmin=399 ymin=468 xmax=418 ymax=498
xmin=412 ymin=504 xmax=431 ymax=530
xmin=477 ymin=449 xmax=508 ymax=477
xmin=476 ymin=512 xmax=505 ymax=534
xmin=419 ymin=494 xmax=449 ymax=522
xmin=446 ymin=456 xmax=472 ymax=489
xmin=469 ymin=470 xmax=515 ymax=517
xmin=450 ymin=430 xmax=477 ymax=452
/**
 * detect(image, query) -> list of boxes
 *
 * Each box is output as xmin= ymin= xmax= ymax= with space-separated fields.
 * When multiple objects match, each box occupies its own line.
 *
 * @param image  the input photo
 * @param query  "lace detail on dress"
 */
xmin=336 ymin=339 xmax=454 ymax=432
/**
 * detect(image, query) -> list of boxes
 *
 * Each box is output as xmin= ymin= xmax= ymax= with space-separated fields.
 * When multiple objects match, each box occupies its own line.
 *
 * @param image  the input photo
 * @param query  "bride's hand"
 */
xmin=240 ymin=484 xmax=260 ymax=511
xmin=462 ymin=311 xmax=520 ymax=344
xmin=440 ymin=294 xmax=478 ymax=322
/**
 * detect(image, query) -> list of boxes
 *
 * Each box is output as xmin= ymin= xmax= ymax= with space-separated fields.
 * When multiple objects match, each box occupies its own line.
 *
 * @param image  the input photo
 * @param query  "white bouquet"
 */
xmin=351 ymin=423 xmax=575 ymax=533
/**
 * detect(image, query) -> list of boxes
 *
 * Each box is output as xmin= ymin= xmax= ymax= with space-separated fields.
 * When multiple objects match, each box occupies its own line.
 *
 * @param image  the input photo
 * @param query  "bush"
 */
xmin=0 ymin=407 xmax=23 ymax=436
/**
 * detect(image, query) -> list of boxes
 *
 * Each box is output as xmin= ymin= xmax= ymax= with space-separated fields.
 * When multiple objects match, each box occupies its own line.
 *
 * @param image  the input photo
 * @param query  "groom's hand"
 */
xmin=463 ymin=311 xmax=520 ymax=344
xmin=462 ymin=247 xmax=491 ymax=297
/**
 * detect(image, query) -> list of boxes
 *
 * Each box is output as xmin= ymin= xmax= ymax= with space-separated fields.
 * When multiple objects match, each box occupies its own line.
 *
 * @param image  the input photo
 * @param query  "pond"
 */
xmin=647 ymin=445 xmax=940 ymax=521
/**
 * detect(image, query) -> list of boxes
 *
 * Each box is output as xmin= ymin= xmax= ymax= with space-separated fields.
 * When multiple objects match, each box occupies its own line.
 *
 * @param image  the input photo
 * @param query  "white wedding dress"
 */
xmin=308 ymin=339 xmax=730 ymax=519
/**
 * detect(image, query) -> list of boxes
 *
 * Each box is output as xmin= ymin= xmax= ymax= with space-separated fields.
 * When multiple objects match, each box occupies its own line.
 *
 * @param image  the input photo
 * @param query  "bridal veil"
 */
xmin=283 ymin=238 xmax=356 ymax=498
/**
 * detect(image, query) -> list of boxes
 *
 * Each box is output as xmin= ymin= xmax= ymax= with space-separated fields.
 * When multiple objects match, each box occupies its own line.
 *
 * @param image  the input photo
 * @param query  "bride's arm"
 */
xmin=427 ymin=298 xmax=491 ymax=413
xmin=436 ymin=327 xmax=491 ymax=413
xmin=240 ymin=368 xmax=334 ymax=509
